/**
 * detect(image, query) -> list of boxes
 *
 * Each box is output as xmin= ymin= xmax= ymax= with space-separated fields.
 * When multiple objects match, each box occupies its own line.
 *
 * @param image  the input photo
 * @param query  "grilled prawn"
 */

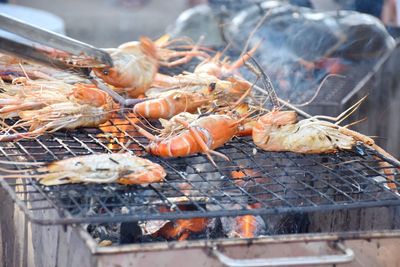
xmin=93 ymin=37 xmax=158 ymax=98
xmin=0 ymin=84 xmax=115 ymax=141
xmin=0 ymin=78 xmax=74 ymax=119
xmin=134 ymin=113 xmax=247 ymax=165
xmin=154 ymin=72 xmax=252 ymax=99
xmin=133 ymin=90 xmax=209 ymax=119
xmin=0 ymin=153 xmax=166 ymax=186
xmin=249 ymin=60 xmax=376 ymax=154
xmin=147 ymin=73 xmax=253 ymax=119
xmin=93 ymin=36 xmax=209 ymax=98
xmin=252 ymin=110 xmax=374 ymax=153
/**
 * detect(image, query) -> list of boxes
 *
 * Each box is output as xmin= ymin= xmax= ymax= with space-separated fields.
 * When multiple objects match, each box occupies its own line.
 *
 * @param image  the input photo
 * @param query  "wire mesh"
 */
xmin=0 ymin=113 xmax=399 ymax=225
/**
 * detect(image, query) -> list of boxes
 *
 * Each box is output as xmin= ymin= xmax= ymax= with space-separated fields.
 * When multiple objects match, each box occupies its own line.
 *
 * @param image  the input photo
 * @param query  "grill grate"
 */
xmin=1 ymin=113 xmax=400 ymax=225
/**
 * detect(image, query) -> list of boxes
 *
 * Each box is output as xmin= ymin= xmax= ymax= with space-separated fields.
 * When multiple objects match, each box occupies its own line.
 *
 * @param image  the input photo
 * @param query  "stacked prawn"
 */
xmin=92 ymin=35 xmax=211 ymax=98
xmin=130 ymin=44 xmax=259 ymax=121
xmin=0 ymin=35 xmax=398 ymax=190
xmin=95 ymin=39 xmax=258 ymax=166
xmin=134 ymin=73 xmax=253 ymax=119
xmin=0 ymin=78 xmax=73 ymax=119
xmin=0 ymin=37 xmax=214 ymax=186
xmin=0 ymin=81 xmax=116 ymax=141
xmin=126 ymin=48 xmax=268 ymax=165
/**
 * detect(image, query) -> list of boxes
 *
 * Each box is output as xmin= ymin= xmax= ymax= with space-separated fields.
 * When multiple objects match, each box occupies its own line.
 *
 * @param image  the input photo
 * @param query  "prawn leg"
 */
xmin=312 ymin=96 xmax=367 ymax=123
xmin=0 ymin=129 xmax=42 ymax=141
xmin=160 ymin=50 xmax=210 ymax=68
xmin=130 ymin=120 xmax=163 ymax=151
xmin=0 ymin=102 xmax=44 ymax=115
xmin=159 ymin=36 xmax=209 ymax=68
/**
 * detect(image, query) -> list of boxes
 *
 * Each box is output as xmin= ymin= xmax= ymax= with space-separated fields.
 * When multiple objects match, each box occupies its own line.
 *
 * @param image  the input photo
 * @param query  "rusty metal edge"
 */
xmin=75 ymin=226 xmax=400 ymax=255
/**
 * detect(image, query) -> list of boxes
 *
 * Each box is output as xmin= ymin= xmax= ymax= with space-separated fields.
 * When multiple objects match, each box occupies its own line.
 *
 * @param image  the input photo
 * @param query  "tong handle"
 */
xmin=0 ymin=13 xmax=113 ymax=67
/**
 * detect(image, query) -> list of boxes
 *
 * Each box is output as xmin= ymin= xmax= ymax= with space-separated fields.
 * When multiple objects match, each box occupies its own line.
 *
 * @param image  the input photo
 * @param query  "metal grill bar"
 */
xmin=1 ymin=113 xmax=400 ymax=225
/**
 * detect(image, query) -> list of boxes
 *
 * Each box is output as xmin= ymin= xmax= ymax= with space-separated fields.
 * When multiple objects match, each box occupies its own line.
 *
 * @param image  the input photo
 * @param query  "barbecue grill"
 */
xmin=1 ymin=110 xmax=400 ymax=266
xmin=3 ymin=2 xmax=400 ymax=267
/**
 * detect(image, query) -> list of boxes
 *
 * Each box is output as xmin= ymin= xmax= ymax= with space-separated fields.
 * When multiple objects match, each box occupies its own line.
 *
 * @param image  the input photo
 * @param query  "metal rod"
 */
xmin=0 ymin=13 xmax=113 ymax=67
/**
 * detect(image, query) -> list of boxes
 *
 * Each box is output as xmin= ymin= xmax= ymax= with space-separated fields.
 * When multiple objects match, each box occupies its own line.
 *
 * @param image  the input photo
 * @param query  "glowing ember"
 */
xmin=98 ymin=113 xmax=144 ymax=154
xmin=230 ymin=169 xmax=265 ymax=238
xmin=233 ymin=203 xmax=262 ymax=238
xmin=151 ymin=205 xmax=209 ymax=241
xmin=379 ymin=160 xmax=397 ymax=190
xmin=231 ymin=167 xmax=262 ymax=187
xmin=153 ymin=217 xmax=209 ymax=241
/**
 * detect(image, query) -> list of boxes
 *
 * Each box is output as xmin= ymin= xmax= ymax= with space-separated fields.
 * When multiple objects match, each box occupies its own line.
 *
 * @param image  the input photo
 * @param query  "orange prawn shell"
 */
xmin=225 ymin=77 xmax=252 ymax=96
xmin=34 ymin=84 xmax=113 ymax=130
xmin=71 ymin=84 xmax=113 ymax=107
xmin=148 ymin=115 xmax=239 ymax=157
xmin=71 ymin=84 xmax=115 ymax=123
xmin=133 ymin=91 xmax=209 ymax=119
xmin=93 ymin=37 xmax=159 ymax=97
xmin=257 ymin=111 xmax=298 ymax=125
xmin=117 ymin=163 xmax=166 ymax=185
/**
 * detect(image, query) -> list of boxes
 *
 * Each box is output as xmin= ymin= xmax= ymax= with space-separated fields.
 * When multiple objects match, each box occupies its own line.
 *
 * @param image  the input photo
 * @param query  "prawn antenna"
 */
xmin=247 ymin=55 xmax=280 ymax=110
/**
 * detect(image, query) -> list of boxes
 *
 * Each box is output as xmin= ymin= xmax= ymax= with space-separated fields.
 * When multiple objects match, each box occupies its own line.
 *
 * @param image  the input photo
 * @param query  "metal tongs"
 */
xmin=0 ymin=13 xmax=113 ymax=73
xmin=0 ymin=13 xmax=147 ymax=108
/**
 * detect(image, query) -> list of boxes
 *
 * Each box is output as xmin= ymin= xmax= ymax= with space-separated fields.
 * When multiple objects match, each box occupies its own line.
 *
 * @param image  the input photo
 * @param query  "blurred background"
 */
xmin=6 ymin=0 xmax=189 ymax=47
xmin=3 ymin=0 xmax=400 ymax=46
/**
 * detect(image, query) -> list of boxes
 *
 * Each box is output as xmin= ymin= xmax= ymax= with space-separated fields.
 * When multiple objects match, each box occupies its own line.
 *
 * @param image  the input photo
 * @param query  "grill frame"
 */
xmin=1 ymin=32 xmax=400 ymax=227
xmin=1 ymin=112 xmax=400 ymax=226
